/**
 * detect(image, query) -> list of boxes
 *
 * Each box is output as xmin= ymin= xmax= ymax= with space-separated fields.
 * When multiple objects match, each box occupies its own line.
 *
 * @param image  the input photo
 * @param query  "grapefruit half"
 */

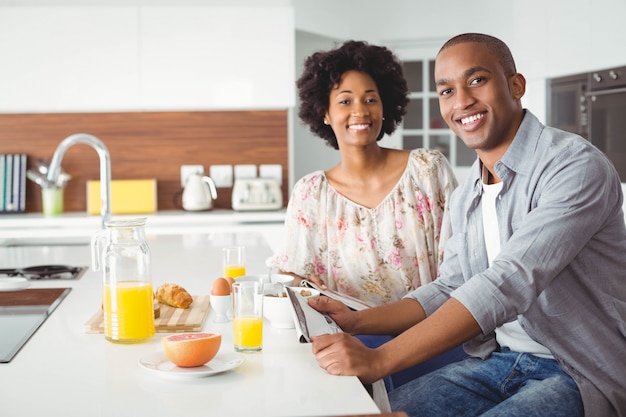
xmin=161 ymin=333 xmax=222 ymax=367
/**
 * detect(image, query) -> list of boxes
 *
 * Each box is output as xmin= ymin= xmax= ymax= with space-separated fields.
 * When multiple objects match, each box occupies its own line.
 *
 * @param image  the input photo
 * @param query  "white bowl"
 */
xmin=234 ymin=275 xmax=266 ymax=284
xmin=268 ymin=273 xmax=295 ymax=287
xmin=263 ymin=286 xmax=319 ymax=328
xmin=238 ymin=274 xmax=294 ymax=294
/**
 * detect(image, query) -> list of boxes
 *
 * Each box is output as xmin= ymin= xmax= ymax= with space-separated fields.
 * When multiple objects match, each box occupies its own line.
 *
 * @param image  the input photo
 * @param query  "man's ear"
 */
xmin=509 ymin=73 xmax=526 ymax=99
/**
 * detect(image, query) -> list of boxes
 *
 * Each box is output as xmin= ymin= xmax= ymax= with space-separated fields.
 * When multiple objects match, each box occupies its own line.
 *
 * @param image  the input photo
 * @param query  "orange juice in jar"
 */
xmin=92 ymin=218 xmax=155 ymax=344
xmin=103 ymin=281 xmax=155 ymax=342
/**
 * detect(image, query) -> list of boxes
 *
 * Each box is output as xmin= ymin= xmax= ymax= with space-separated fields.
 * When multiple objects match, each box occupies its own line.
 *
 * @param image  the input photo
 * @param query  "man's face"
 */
xmin=434 ymin=42 xmax=525 ymax=155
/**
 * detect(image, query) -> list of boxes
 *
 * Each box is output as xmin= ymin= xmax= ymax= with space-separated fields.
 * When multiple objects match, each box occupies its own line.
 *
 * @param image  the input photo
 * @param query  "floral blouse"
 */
xmin=268 ymin=149 xmax=458 ymax=307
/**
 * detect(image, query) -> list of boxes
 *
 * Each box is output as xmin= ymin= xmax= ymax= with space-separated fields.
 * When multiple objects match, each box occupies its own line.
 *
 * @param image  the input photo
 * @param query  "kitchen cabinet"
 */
xmin=0 ymin=8 xmax=139 ymax=112
xmin=0 ymin=6 xmax=295 ymax=113
xmin=139 ymin=7 xmax=295 ymax=110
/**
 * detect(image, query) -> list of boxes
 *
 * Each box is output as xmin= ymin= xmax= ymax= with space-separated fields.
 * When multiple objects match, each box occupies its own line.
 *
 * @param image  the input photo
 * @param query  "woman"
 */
xmin=269 ymin=40 xmax=457 ymax=307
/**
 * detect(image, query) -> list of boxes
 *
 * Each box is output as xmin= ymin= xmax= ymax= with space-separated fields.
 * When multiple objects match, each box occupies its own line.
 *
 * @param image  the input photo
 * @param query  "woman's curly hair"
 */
xmin=296 ymin=40 xmax=409 ymax=150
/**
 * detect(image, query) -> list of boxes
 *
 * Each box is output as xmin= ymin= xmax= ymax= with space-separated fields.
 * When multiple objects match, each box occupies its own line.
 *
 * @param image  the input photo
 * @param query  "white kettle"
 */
xmin=182 ymin=174 xmax=218 ymax=211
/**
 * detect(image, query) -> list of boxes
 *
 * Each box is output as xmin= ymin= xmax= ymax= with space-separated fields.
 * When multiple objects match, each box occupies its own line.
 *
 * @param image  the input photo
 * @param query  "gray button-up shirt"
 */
xmin=406 ymin=110 xmax=626 ymax=416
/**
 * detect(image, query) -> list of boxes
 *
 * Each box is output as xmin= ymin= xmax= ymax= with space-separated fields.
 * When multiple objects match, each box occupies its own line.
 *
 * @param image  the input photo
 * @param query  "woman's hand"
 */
xmin=310 ymin=333 xmax=384 ymax=384
xmin=305 ymin=274 xmax=327 ymax=290
xmin=278 ymin=271 xmax=327 ymax=290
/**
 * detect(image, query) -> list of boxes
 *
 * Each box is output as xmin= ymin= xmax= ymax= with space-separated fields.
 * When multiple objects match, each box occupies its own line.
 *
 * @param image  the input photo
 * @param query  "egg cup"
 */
xmin=210 ymin=294 xmax=232 ymax=323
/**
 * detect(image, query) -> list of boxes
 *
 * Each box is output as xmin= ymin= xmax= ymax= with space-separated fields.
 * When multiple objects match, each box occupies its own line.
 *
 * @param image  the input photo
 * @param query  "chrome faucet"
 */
xmin=46 ymin=133 xmax=111 ymax=229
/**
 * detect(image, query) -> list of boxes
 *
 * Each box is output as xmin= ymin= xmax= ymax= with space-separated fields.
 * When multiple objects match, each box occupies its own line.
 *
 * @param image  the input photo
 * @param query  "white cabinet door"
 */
xmin=0 ymin=7 xmax=140 ymax=112
xmin=139 ymin=6 xmax=295 ymax=110
xmin=0 ymin=6 xmax=295 ymax=112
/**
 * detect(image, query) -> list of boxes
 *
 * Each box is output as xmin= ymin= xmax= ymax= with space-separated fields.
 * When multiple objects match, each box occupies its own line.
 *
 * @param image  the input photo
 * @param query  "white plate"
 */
xmin=139 ymin=351 xmax=244 ymax=379
xmin=0 ymin=277 xmax=29 ymax=291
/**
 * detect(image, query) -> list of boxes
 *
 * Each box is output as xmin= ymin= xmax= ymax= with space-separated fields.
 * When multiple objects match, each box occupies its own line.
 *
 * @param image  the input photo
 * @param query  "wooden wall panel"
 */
xmin=0 ymin=110 xmax=288 ymax=213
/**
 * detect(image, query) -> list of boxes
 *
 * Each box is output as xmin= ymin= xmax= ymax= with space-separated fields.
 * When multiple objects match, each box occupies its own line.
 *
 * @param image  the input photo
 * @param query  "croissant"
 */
xmin=155 ymin=283 xmax=193 ymax=309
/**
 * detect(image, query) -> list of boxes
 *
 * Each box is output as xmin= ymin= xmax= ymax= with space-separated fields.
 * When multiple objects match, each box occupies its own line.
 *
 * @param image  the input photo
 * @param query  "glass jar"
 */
xmin=91 ymin=218 xmax=155 ymax=343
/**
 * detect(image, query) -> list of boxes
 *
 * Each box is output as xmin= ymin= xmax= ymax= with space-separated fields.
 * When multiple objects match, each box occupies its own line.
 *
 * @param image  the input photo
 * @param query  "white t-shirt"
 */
xmin=482 ymin=180 xmax=553 ymax=358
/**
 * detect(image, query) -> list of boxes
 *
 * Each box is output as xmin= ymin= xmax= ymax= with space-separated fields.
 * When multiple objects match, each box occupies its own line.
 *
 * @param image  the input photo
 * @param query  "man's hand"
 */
xmin=307 ymin=295 xmax=357 ymax=332
xmin=310 ymin=333 xmax=383 ymax=384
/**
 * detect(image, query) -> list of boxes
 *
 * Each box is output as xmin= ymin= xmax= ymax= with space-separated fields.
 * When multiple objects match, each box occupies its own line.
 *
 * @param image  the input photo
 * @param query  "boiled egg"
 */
xmin=211 ymin=277 xmax=232 ymax=296
xmin=225 ymin=276 xmax=235 ymax=290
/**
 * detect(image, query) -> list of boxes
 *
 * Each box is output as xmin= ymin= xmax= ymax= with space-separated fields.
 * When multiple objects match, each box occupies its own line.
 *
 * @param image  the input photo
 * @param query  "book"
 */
xmin=285 ymin=286 xmax=342 ymax=343
xmin=300 ymin=279 xmax=374 ymax=311
xmin=0 ymin=154 xmax=5 ymax=211
xmin=19 ymin=154 xmax=27 ymax=212
xmin=4 ymin=154 xmax=13 ymax=211
xmin=12 ymin=154 xmax=20 ymax=212
xmin=285 ymin=286 xmax=391 ymax=412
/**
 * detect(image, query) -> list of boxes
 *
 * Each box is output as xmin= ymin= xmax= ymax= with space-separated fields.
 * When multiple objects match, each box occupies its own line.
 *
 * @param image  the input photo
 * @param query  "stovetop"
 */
xmin=0 ymin=287 xmax=72 ymax=363
xmin=0 ymin=265 xmax=88 ymax=280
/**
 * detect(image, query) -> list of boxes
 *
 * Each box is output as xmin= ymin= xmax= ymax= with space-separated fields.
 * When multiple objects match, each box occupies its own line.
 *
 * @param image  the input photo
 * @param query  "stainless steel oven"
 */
xmin=587 ymin=66 xmax=626 ymax=181
xmin=548 ymin=72 xmax=589 ymax=138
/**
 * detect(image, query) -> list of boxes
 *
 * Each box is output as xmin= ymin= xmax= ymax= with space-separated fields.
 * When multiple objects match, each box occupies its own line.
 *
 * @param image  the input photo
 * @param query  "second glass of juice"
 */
xmin=232 ymin=281 xmax=263 ymax=352
xmin=223 ymin=246 xmax=246 ymax=278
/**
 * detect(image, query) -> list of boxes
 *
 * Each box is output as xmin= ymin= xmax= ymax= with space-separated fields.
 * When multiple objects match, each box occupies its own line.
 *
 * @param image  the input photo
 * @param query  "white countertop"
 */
xmin=0 ymin=209 xmax=286 ymax=242
xmin=0 ymin=231 xmax=380 ymax=417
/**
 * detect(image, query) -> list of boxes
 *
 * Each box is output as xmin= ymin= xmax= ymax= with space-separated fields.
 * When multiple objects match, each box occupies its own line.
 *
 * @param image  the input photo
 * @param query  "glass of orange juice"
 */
xmin=232 ymin=281 xmax=263 ymax=352
xmin=223 ymin=246 xmax=246 ymax=278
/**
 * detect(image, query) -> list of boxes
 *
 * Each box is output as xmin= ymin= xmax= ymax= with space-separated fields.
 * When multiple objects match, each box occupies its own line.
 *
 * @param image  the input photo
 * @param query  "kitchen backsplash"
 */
xmin=0 ymin=110 xmax=288 ymax=213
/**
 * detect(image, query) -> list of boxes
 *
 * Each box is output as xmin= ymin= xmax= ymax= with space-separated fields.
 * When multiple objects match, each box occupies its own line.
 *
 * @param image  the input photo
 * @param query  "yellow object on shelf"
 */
xmin=86 ymin=179 xmax=157 ymax=215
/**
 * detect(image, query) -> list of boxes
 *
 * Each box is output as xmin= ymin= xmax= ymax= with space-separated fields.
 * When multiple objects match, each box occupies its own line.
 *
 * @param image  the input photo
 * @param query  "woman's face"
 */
xmin=324 ymin=70 xmax=384 ymax=149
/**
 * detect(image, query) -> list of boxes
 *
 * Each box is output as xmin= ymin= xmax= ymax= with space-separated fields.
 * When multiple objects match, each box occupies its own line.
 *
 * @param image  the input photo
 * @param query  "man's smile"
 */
xmin=459 ymin=112 xmax=485 ymax=126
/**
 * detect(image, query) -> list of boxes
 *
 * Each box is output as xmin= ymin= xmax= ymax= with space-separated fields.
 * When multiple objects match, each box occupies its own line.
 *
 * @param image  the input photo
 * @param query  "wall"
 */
xmin=293 ymin=0 xmax=626 ymax=124
xmin=0 ymin=110 xmax=288 ymax=213
xmin=2 ymin=1 xmax=624 ymax=192
xmin=0 ymin=4 xmax=294 ymax=214
xmin=290 ymin=30 xmax=416 ymax=184
xmin=290 ymin=31 xmax=342 ymax=184
xmin=292 ymin=0 xmax=626 ymax=184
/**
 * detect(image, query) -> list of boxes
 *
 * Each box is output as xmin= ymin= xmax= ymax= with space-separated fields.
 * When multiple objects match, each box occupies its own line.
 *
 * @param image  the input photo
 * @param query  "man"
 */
xmin=308 ymin=33 xmax=626 ymax=417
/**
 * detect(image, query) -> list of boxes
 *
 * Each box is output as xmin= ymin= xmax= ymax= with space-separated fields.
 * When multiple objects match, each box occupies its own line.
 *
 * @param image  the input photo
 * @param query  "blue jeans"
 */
xmin=388 ymin=349 xmax=583 ymax=417
xmin=356 ymin=334 xmax=467 ymax=391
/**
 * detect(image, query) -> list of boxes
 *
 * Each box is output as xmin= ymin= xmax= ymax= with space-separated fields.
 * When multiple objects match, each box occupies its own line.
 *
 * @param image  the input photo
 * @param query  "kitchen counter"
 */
xmin=0 ymin=230 xmax=380 ymax=417
xmin=0 ymin=209 xmax=287 ymax=251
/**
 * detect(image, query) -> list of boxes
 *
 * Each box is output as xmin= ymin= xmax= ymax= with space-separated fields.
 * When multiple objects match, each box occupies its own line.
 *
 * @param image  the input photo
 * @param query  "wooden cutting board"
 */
xmin=84 ymin=295 xmax=211 ymax=333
